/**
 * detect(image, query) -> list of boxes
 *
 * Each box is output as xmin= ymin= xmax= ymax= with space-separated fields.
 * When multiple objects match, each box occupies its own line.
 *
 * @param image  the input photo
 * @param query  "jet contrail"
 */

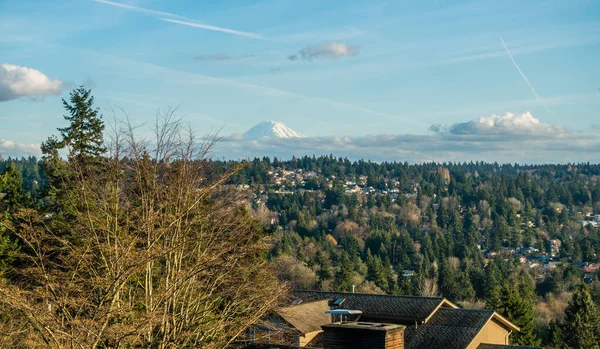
xmin=92 ymin=0 xmax=263 ymax=39
xmin=91 ymin=0 xmax=186 ymax=19
xmin=499 ymin=36 xmax=560 ymax=124
xmin=159 ymin=18 xmax=264 ymax=40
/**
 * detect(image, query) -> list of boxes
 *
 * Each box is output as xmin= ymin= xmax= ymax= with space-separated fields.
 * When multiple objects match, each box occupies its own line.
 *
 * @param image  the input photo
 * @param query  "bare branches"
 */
xmin=0 ymin=114 xmax=283 ymax=348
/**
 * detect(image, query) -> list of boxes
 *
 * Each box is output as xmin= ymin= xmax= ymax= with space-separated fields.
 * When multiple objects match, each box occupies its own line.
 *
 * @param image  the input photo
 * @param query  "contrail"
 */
xmin=499 ymin=36 xmax=560 ymax=124
xmin=159 ymin=18 xmax=264 ymax=40
xmin=91 ymin=0 xmax=263 ymax=39
xmin=91 ymin=0 xmax=186 ymax=19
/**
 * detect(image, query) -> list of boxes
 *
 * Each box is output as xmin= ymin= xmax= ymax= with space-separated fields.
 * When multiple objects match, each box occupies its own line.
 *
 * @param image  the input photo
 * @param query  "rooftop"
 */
xmin=275 ymin=300 xmax=330 ymax=335
xmin=292 ymin=291 xmax=457 ymax=324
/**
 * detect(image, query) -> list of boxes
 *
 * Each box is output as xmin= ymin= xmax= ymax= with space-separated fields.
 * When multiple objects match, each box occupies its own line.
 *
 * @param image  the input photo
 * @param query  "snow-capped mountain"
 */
xmin=243 ymin=121 xmax=305 ymax=139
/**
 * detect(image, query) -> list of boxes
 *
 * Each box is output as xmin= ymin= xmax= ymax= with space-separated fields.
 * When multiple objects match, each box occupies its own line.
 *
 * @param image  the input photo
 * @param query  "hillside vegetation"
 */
xmin=2 ymin=88 xmax=600 ymax=348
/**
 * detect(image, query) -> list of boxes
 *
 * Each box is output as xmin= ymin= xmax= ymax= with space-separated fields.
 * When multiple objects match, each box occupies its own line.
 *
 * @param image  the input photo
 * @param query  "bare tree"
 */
xmin=0 ymin=110 xmax=285 ymax=348
xmin=418 ymin=277 xmax=439 ymax=297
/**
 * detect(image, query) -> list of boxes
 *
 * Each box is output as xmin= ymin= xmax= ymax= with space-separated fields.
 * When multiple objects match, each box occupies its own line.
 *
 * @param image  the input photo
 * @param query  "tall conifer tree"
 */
xmin=561 ymin=286 xmax=600 ymax=349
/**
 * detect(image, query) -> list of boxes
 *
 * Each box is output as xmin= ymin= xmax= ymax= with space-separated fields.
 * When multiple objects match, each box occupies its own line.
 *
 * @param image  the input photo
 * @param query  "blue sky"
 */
xmin=0 ymin=0 xmax=599 ymax=162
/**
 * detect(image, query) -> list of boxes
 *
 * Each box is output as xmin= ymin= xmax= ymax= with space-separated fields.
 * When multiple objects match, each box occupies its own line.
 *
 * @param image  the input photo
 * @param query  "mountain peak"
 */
xmin=243 ymin=121 xmax=305 ymax=139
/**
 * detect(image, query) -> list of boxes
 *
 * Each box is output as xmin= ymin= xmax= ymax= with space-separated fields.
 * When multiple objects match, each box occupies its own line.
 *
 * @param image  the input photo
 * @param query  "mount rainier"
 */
xmin=243 ymin=121 xmax=305 ymax=139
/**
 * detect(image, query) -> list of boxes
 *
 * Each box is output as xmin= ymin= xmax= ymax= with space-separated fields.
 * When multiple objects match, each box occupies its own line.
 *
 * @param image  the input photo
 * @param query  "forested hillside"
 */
xmin=2 ymin=91 xmax=600 ymax=347
xmin=209 ymin=156 xmax=600 ymax=347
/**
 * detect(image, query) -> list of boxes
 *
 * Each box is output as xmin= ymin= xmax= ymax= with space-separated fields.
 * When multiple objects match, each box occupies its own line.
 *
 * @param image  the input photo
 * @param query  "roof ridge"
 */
xmin=293 ymin=290 xmax=444 ymax=300
xmin=439 ymin=308 xmax=494 ymax=313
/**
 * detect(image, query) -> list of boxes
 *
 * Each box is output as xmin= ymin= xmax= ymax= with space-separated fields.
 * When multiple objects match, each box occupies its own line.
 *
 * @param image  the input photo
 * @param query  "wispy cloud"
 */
xmin=159 ymin=18 xmax=264 ymax=40
xmin=75 ymin=47 xmax=418 ymax=125
xmin=193 ymin=54 xmax=235 ymax=61
xmin=593 ymin=124 xmax=600 ymax=130
xmin=193 ymin=54 xmax=261 ymax=62
xmin=91 ymin=0 xmax=263 ymax=39
xmin=289 ymin=42 xmax=360 ymax=61
xmin=499 ymin=36 xmax=560 ymax=124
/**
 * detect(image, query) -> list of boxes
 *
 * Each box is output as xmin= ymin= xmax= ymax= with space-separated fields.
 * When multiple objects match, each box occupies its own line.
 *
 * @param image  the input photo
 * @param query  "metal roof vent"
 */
xmin=326 ymin=309 xmax=363 ymax=323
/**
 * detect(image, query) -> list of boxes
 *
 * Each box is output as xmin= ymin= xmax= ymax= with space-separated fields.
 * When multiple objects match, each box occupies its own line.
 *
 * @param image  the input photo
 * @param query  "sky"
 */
xmin=0 ymin=0 xmax=599 ymax=163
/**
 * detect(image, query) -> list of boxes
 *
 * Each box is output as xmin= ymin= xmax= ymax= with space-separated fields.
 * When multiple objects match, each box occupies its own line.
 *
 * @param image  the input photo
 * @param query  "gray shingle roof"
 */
xmin=405 ymin=325 xmax=481 ymax=349
xmin=291 ymin=291 xmax=450 ymax=324
xmin=427 ymin=308 xmax=493 ymax=328
xmin=405 ymin=308 xmax=495 ymax=349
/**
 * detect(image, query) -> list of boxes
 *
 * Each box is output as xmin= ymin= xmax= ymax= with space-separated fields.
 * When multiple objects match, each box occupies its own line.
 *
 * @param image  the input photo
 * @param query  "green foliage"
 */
xmin=495 ymin=285 xmax=540 ymax=346
xmin=334 ymin=252 xmax=355 ymax=292
xmin=0 ymin=163 xmax=30 ymax=274
xmin=0 ymin=163 xmax=30 ymax=211
xmin=56 ymin=86 xmax=106 ymax=160
xmin=560 ymin=286 xmax=600 ymax=349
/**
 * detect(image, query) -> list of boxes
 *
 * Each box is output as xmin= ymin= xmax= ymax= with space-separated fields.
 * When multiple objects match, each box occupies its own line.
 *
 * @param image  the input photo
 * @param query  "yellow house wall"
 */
xmin=467 ymin=319 xmax=511 ymax=349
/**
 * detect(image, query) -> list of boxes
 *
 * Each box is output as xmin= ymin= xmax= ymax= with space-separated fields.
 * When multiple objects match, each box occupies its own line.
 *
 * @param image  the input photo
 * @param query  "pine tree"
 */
xmin=457 ymin=267 xmax=475 ymax=301
xmin=335 ymin=252 xmax=355 ymax=292
xmin=490 ymin=215 xmax=508 ymax=251
xmin=315 ymin=252 xmax=332 ymax=281
xmin=0 ymin=163 xmax=30 ymax=211
xmin=56 ymin=86 xmax=106 ymax=161
xmin=484 ymin=261 xmax=502 ymax=309
xmin=0 ymin=163 xmax=30 ymax=273
xmin=366 ymin=249 xmax=389 ymax=291
xmin=438 ymin=258 xmax=458 ymax=301
xmin=561 ymin=285 xmax=600 ymax=349
xmin=493 ymin=284 xmax=540 ymax=346
xmin=40 ymin=87 xmax=106 ymax=229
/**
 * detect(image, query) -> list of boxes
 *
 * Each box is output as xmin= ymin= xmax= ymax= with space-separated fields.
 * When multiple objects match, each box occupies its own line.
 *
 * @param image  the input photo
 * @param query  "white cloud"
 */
xmin=592 ymin=124 xmax=600 ymax=130
xmin=0 ymin=139 xmax=40 ymax=157
xmin=289 ymin=42 xmax=360 ymax=61
xmin=439 ymin=112 xmax=567 ymax=136
xmin=0 ymin=64 xmax=66 ymax=101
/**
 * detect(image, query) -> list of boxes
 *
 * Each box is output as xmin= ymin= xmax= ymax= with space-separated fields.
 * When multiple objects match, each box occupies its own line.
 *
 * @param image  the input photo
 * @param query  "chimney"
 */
xmin=322 ymin=322 xmax=405 ymax=349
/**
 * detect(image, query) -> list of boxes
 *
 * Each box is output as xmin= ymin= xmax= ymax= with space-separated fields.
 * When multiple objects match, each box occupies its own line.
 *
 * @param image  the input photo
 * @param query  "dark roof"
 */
xmin=292 ymin=291 xmax=454 ymax=324
xmin=477 ymin=345 xmax=542 ymax=349
xmin=405 ymin=325 xmax=481 ymax=349
xmin=405 ymin=308 xmax=495 ymax=349
xmin=427 ymin=308 xmax=493 ymax=328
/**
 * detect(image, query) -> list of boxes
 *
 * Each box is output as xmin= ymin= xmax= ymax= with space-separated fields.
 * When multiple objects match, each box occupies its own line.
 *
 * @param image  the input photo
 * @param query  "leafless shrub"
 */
xmin=273 ymin=256 xmax=318 ymax=290
xmin=418 ymin=277 xmax=439 ymax=297
xmin=0 ymin=112 xmax=285 ymax=348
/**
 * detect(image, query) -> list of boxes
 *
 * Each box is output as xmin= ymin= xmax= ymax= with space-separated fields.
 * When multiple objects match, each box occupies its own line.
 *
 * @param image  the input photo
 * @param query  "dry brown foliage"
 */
xmin=0 ymin=113 xmax=285 ymax=348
